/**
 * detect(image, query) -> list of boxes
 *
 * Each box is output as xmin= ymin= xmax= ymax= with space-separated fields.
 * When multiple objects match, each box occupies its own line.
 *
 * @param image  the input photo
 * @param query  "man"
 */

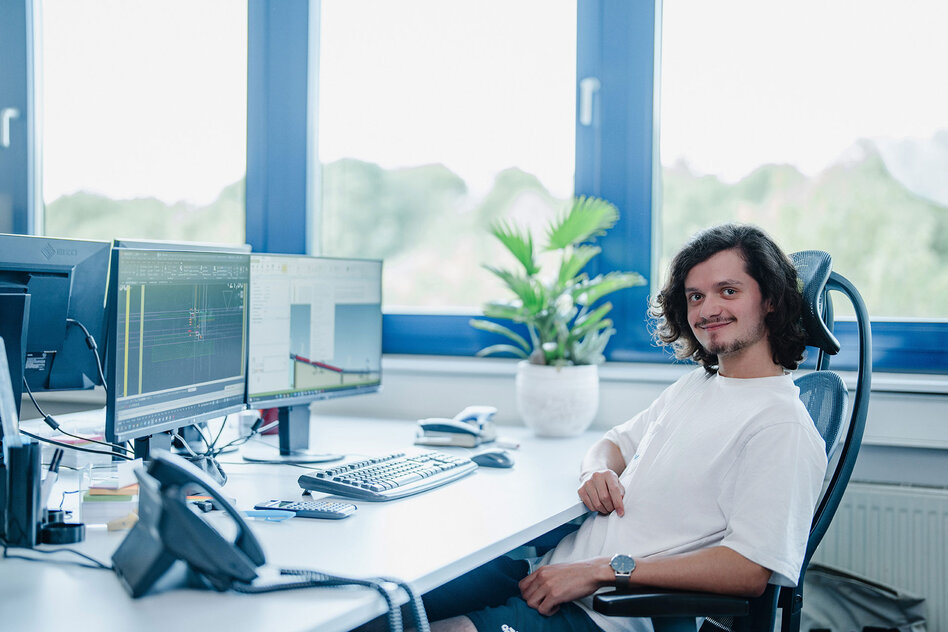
xmin=426 ymin=224 xmax=828 ymax=632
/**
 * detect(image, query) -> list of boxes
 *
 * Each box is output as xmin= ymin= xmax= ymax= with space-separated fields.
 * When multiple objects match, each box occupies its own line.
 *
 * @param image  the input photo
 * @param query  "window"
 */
xmin=316 ymin=0 xmax=577 ymax=311
xmin=7 ymin=1 xmax=942 ymax=372
xmin=660 ymin=0 xmax=948 ymax=321
xmin=40 ymin=0 xmax=248 ymax=245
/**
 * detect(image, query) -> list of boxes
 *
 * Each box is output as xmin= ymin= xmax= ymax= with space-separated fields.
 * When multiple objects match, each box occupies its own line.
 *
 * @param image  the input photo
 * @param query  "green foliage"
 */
xmin=471 ymin=196 xmax=646 ymax=366
xmin=662 ymin=141 xmax=948 ymax=318
xmin=44 ymin=180 xmax=246 ymax=245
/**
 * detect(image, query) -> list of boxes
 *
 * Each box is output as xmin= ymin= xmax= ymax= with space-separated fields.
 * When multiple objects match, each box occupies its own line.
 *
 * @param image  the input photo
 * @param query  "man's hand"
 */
xmin=578 ymin=469 xmax=625 ymax=516
xmin=518 ymin=559 xmax=611 ymax=616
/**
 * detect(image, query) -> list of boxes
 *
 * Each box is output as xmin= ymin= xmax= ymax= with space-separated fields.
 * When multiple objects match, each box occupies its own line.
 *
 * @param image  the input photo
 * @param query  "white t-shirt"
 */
xmin=541 ymin=368 xmax=827 ymax=632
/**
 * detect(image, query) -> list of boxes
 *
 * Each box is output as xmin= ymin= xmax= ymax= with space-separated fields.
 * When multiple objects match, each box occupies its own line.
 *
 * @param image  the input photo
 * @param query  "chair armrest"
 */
xmin=593 ymin=588 xmax=751 ymax=617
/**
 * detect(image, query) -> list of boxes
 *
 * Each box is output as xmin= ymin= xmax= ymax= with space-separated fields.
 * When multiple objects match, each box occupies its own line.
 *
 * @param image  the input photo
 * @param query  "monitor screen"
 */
xmin=105 ymin=248 xmax=250 ymax=447
xmin=0 ymin=234 xmax=111 ymax=414
xmin=247 ymin=254 xmax=382 ymax=409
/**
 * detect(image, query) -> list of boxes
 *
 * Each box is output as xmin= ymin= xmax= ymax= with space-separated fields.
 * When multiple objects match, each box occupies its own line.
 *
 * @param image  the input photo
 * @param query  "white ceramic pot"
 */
xmin=515 ymin=361 xmax=599 ymax=437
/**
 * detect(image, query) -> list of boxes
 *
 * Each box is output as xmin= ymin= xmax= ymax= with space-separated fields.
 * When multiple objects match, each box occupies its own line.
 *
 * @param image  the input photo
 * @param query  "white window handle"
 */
xmin=1 ymin=108 xmax=20 ymax=148
xmin=579 ymin=77 xmax=600 ymax=127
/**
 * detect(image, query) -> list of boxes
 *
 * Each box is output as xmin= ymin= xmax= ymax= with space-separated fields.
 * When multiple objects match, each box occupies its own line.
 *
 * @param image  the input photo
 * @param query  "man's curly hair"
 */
xmin=650 ymin=223 xmax=806 ymax=374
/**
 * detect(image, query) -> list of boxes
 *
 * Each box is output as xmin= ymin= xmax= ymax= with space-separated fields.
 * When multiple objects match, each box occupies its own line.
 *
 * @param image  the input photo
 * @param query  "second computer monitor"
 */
xmin=105 ymin=248 xmax=250 ymax=458
xmin=245 ymin=254 xmax=382 ymax=463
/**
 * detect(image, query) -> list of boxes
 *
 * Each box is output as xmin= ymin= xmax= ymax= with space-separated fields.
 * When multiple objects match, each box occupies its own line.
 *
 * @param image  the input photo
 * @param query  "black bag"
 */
xmin=801 ymin=563 xmax=927 ymax=632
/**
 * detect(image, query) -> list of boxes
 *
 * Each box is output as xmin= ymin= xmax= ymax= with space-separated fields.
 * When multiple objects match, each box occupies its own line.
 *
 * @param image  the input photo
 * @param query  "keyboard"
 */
xmin=297 ymin=450 xmax=478 ymax=501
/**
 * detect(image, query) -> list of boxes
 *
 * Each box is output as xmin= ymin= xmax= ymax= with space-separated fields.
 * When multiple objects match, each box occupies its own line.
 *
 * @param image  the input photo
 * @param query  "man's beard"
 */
xmin=704 ymin=319 xmax=768 ymax=357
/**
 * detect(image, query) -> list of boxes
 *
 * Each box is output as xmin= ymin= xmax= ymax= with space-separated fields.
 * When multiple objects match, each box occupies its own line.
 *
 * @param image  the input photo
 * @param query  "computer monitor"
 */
xmin=105 ymin=248 xmax=250 ymax=459
xmin=0 ymin=234 xmax=111 ymax=416
xmin=113 ymin=238 xmax=252 ymax=253
xmin=243 ymin=254 xmax=383 ymax=463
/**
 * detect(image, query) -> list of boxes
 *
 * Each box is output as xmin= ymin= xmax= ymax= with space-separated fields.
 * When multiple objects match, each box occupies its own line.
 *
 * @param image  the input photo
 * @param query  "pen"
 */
xmin=40 ymin=448 xmax=64 ymax=510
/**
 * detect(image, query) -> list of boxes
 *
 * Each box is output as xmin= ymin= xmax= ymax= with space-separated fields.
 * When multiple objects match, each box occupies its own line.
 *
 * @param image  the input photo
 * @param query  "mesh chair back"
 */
xmin=789 ymin=251 xmax=840 ymax=355
xmin=795 ymin=372 xmax=847 ymax=459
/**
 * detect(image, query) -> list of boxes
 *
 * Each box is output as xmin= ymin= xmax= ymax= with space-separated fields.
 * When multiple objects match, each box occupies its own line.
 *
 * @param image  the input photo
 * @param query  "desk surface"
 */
xmin=2 ymin=416 xmax=599 ymax=632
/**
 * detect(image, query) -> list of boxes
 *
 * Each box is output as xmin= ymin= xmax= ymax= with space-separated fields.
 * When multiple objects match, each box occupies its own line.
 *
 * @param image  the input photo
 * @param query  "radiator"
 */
xmin=810 ymin=482 xmax=948 ymax=631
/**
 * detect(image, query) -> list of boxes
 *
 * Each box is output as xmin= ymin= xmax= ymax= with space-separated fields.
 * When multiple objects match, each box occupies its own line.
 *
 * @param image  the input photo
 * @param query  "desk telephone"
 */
xmin=111 ymin=451 xmax=431 ymax=632
xmin=112 ymin=450 xmax=265 ymax=596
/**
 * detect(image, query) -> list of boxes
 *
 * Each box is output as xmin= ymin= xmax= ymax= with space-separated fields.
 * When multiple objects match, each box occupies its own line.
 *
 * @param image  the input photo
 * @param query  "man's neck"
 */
xmin=717 ymin=346 xmax=785 ymax=379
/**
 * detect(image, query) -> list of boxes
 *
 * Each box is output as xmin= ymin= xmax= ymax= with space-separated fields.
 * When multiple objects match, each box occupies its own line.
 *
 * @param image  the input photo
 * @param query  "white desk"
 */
xmin=2 ymin=416 xmax=599 ymax=632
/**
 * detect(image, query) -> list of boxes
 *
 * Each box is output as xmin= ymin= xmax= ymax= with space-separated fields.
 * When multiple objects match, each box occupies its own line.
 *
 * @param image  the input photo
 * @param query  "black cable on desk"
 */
xmin=19 ymin=428 xmax=135 ymax=460
xmin=1 ymin=540 xmax=113 ymax=571
xmin=22 ymin=376 xmax=133 ymax=457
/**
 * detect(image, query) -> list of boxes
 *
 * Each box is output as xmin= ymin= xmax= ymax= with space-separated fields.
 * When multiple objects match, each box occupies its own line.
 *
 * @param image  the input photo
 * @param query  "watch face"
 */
xmin=610 ymin=554 xmax=635 ymax=574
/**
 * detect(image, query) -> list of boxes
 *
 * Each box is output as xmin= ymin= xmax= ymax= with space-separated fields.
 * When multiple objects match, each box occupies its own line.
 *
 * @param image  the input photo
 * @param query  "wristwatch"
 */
xmin=609 ymin=554 xmax=636 ymax=588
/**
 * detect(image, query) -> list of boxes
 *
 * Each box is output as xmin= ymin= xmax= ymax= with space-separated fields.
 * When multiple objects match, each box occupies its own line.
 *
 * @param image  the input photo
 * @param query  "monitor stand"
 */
xmin=133 ymin=432 xmax=173 ymax=461
xmin=241 ymin=404 xmax=342 ymax=464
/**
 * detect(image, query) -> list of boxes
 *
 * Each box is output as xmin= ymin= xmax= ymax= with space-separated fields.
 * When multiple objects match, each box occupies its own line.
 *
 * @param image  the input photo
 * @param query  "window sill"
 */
xmin=382 ymin=355 xmax=948 ymax=395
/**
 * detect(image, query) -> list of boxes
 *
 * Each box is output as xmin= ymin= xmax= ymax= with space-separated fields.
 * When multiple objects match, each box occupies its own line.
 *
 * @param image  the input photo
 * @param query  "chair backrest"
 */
xmin=715 ymin=252 xmax=872 ymax=632
xmin=776 ymin=251 xmax=873 ymax=632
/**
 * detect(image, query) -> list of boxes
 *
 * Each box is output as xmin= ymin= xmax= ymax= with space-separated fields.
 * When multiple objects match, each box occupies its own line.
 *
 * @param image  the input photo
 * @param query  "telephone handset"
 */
xmin=112 ymin=450 xmax=265 ymax=597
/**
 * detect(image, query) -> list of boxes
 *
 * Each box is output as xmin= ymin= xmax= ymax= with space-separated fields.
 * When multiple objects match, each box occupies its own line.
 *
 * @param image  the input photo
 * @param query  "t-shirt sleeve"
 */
xmin=717 ymin=421 xmax=827 ymax=586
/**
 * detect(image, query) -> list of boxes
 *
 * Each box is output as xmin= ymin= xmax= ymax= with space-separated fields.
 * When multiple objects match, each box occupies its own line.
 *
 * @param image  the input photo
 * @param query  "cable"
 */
xmin=19 ymin=428 xmax=135 ymax=461
xmin=21 ymin=377 xmax=133 ymax=456
xmin=1 ymin=541 xmax=113 ymax=571
xmin=171 ymin=431 xmax=201 ymax=458
xmin=65 ymin=317 xmax=107 ymax=394
xmin=378 ymin=576 xmax=430 ymax=632
xmin=231 ymin=569 xmax=420 ymax=632
xmin=207 ymin=417 xmax=279 ymax=458
xmin=206 ymin=416 xmax=229 ymax=453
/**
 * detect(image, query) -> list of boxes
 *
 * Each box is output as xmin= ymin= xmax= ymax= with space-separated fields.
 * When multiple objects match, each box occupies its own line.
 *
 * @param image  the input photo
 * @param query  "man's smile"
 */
xmin=697 ymin=318 xmax=734 ymax=332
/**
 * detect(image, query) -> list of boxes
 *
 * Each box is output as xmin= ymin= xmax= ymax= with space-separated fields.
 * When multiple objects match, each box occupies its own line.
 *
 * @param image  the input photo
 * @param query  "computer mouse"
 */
xmin=471 ymin=449 xmax=514 ymax=468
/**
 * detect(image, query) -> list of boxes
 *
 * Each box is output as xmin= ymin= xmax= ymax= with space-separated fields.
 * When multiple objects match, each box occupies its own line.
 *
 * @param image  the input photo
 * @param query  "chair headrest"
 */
xmin=789 ymin=250 xmax=841 ymax=355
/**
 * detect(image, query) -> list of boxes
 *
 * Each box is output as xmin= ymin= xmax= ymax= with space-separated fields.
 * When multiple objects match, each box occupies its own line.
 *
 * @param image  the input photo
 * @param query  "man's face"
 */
xmin=684 ymin=248 xmax=772 ymax=360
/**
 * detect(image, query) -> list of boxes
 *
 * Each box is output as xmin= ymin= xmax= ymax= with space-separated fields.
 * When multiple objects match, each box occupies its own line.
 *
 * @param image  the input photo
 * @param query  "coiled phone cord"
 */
xmin=231 ymin=568 xmax=429 ymax=632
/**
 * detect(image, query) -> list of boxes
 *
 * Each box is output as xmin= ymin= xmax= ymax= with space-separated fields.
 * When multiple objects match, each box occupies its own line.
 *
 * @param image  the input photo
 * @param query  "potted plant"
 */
xmin=470 ymin=196 xmax=645 ymax=436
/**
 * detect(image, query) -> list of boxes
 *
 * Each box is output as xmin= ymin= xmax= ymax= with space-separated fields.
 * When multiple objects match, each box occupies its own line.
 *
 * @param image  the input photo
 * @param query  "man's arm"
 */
xmin=578 ymin=438 xmax=627 ymax=516
xmin=519 ymin=546 xmax=771 ymax=616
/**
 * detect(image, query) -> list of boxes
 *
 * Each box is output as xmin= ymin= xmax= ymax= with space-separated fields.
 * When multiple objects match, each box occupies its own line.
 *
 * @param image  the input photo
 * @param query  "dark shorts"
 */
xmin=466 ymin=595 xmax=602 ymax=632
xmin=421 ymin=554 xmax=602 ymax=632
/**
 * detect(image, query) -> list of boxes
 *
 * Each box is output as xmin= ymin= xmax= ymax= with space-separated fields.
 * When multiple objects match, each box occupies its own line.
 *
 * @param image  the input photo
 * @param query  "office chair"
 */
xmin=593 ymin=251 xmax=872 ymax=632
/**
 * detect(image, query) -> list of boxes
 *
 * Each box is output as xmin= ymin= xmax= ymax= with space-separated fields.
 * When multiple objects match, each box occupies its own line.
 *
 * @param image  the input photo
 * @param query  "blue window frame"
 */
xmin=0 ymin=0 xmax=38 ymax=235
xmin=5 ymin=0 xmax=946 ymax=374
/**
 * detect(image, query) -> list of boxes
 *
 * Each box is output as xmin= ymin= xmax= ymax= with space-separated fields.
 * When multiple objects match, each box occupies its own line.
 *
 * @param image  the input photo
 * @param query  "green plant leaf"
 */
xmin=570 ymin=326 xmax=615 ymax=365
xmin=570 ymin=303 xmax=613 ymax=339
xmin=481 ymin=301 xmax=525 ymax=321
xmin=484 ymin=266 xmax=545 ymax=314
xmin=469 ymin=318 xmax=530 ymax=352
xmin=475 ymin=344 xmax=529 ymax=359
xmin=573 ymin=271 xmax=646 ymax=307
xmin=490 ymin=220 xmax=539 ymax=276
xmin=546 ymin=196 xmax=619 ymax=250
xmin=557 ymin=245 xmax=600 ymax=287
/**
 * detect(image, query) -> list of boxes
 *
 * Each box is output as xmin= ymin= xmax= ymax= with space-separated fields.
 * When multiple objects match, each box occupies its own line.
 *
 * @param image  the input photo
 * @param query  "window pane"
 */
xmin=40 ymin=0 xmax=248 ymax=244
xmin=660 ymin=0 xmax=948 ymax=318
xmin=318 ymin=0 xmax=576 ymax=311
